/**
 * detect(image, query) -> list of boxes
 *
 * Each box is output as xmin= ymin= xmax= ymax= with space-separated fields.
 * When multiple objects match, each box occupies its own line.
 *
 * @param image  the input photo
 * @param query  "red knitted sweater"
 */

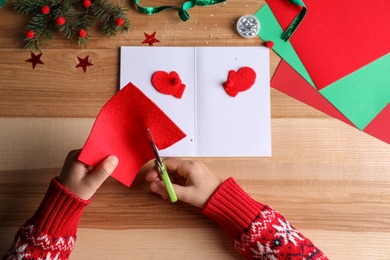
xmin=3 ymin=178 xmax=90 ymax=260
xmin=4 ymin=177 xmax=327 ymax=260
xmin=202 ymin=178 xmax=327 ymax=259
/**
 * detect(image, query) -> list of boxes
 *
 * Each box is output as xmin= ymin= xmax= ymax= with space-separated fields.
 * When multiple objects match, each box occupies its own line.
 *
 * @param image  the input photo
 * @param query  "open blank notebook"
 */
xmin=120 ymin=46 xmax=271 ymax=157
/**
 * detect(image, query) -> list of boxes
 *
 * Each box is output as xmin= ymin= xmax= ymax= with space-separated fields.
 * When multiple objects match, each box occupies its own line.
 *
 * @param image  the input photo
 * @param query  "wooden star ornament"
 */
xmin=142 ymin=32 xmax=160 ymax=46
xmin=26 ymin=52 xmax=44 ymax=69
xmin=76 ymin=55 xmax=93 ymax=73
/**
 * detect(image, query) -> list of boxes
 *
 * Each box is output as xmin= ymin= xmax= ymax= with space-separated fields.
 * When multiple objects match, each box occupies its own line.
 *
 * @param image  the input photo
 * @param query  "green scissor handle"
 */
xmin=157 ymin=162 xmax=178 ymax=203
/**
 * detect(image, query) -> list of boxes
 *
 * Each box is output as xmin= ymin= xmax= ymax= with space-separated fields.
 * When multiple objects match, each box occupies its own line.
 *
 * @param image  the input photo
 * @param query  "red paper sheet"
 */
xmin=363 ymin=104 xmax=390 ymax=145
xmin=272 ymin=60 xmax=390 ymax=144
xmin=79 ymin=82 xmax=186 ymax=187
xmin=266 ymin=0 xmax=390 ymax=90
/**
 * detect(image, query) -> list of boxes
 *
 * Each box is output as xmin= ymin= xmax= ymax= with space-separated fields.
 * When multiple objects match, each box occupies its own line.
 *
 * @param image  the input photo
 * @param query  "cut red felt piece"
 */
xmin=266 ymin=0 xmax=390 ymax=90
xmin=272 ymin=60 xmax=390 ymax=145
xmin=223 ymin=67 xmax=256 ymax=97
xmin=78 ymin=82 xmax=186 ymax=187
xmin=151 ymin=71 xmax=186 ymax=98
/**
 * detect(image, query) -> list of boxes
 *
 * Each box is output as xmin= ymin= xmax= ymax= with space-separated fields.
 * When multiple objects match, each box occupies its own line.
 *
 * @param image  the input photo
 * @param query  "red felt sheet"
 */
xmin=78 ymin=82 xmax=186 ymax=187
xmin=266 ymin=0 xmax=390 ymax=90
xmin=272 ymin=60 xmax=390 ymax=144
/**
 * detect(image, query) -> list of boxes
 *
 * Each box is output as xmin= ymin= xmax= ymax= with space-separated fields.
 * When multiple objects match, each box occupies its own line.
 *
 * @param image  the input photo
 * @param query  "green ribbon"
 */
xmin=134 ymin=0 xmax=226 ymax=22
xmin=281 ymin=0 xmax=306 ymax=42
xmin=0 ymin=0 xmax=7 ymax=8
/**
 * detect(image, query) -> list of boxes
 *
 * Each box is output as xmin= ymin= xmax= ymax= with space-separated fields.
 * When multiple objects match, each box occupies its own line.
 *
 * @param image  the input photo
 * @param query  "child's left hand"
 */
xmin=58 ymin=150 xmax=118 ymax=200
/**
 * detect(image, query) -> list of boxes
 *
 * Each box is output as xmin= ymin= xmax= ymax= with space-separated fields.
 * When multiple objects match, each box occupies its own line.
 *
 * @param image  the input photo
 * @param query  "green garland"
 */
xmin=14 ymin=0 xmax=132 ymax=51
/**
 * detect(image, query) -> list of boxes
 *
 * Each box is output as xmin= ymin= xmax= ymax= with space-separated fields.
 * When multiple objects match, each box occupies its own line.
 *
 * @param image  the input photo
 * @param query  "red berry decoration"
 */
xmin=14 ymin=0 xmax=131 ymax=51
xmin=79 ymin=29 xmax=87 ymax=38
xmin=26 ymin=30 xmax=34 ymax=39
xmin=265 ymin=41 xmax=274 ymax=48
xmin=41 ymin=5 xmax=50 ymax=15
xmin=56 ymin=17 xmax=66 ymax=26
xmin=84 ymin=0 xmax=92 ymax=8
xmin=116 ymin=17 xmax=124 ymax=26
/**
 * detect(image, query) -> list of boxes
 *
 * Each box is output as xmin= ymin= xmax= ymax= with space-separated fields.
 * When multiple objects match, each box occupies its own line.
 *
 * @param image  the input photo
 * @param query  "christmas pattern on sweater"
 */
xmin=4 ymin=177 xmax=327 ymax=260
xmin=5 ymin=224 xmax=75 ymax=260
xmin=3 ymin=178 xmax=89 ymax=260
xmin=202 ymin=177 xmax=328 ymax=260
xmin=234 ymin=206 xmax=326 ymax=259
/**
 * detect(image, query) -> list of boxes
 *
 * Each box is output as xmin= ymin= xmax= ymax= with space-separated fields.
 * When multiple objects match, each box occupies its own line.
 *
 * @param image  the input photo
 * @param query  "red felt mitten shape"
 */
xmin=78 ymin=82 xmax=186 ymax=187
xmin=223 ymin=67 xmax=256 ymax=97
xmin=152 ymin=71 xmax=186 ymax=98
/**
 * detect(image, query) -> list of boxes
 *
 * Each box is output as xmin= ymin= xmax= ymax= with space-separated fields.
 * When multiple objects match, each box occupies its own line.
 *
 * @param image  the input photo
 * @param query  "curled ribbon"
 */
xmin=134 ymin=0 xmax=226 ymax=22
xmin=281 ymin=0 xmax=306 ymax=42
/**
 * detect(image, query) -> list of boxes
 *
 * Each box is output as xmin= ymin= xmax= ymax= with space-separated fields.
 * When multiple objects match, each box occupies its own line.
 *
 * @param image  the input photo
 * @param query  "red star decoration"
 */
xmin=142 ymin=32 xmax=160 ymax=46
xmin=75 ymin=55 xmax=93 ymax=73
xmin=26 ymin=52 xmax=44 ymax=69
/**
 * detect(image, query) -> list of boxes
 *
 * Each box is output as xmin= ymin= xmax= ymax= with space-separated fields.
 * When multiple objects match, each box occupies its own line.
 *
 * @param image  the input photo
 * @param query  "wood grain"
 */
xmin=1 ymin=118 xmax=389 ymax=258
xmin=0 ymin=0 xmax=277 ymax=118
xmin=1 ymin=0 xmax=390 ymax=259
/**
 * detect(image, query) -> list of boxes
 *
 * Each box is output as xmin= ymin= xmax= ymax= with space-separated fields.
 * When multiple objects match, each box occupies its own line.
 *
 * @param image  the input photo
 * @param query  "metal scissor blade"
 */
xmin=146 ymin=128 xmax=178 ymax=203
xmin=146 ymin=128 xmax=163 ymax=164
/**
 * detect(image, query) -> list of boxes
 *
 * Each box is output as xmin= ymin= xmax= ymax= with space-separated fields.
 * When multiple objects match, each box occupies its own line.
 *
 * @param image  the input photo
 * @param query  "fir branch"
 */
xmin=14 ymin=0 xmax=51 ymax=15
xmin=93 ymin=0 xmax=132 ymax=36
xmin=114 ymin=2 xmax=132 ymax=33
xmin=67 ymin=1 xmax=94 ymax=47
xmin=76 ymin=11 xmax=94 ymax=47
xmin=92 ymin=0 xmax=113 ymax=22
xmin=61 ymin=8 xmax=77 ymax=40
xmin=54 ymin=0 xmax=74 ymax=39
xmin=24 ymin=12 xmax=58 ymax=51
xmin=15 ymin=0 xmax=132 ymax=51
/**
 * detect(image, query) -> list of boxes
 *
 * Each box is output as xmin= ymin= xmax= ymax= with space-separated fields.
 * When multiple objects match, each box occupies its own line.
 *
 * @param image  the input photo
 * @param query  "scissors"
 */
xmin=146 ymin=128 xmax=178 ymax=203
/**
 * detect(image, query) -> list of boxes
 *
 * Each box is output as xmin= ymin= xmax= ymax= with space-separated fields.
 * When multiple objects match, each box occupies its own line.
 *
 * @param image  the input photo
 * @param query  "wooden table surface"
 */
xmin=1 ymin=1 xmax=389 ymax=259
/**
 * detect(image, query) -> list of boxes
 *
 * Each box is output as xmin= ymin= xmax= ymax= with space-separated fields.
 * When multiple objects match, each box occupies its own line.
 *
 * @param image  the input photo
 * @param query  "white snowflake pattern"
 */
xmin=22 ymin=225 xmax=75 ymax=251
xmin=6 ymin=237 xmax=31 ymax=260
xmin=260 ymin=208 xmax=276 ymax=221
xmin=5 ymin=225 xmax=73 ymax=260
xmin=6 ymin=236 xmax=63 ymax=260
xmin=250 ymin=241 xmax=279 ymax=260
xmin=272 ymin=218 xmax=303 ymax=246
xmin=43 ymin=252 xmax=60 ymax=260
xmin=251 ymin=209 xmax=277 ymax=234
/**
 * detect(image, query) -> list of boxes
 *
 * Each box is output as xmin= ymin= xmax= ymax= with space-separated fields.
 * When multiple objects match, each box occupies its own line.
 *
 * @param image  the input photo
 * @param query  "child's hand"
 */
xmin=146 ymin=158 xmax=221 ymax=208
xmin=58 ymin=150 xmax=118 ymax=200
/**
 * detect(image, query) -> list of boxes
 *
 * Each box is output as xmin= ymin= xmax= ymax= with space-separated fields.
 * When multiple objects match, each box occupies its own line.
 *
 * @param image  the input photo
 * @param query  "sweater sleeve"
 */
xmin=201 ymin=177 xmax=328 ymax=260
xmin=3 ymin=178 xmax=90 ymax=260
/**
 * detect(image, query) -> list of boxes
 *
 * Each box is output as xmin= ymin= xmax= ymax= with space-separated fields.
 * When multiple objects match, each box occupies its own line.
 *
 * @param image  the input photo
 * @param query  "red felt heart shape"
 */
xmin=223 ymin=67 xmax=256 ymax=97
xmin=152 ymin=71 xmax=186 ymax=98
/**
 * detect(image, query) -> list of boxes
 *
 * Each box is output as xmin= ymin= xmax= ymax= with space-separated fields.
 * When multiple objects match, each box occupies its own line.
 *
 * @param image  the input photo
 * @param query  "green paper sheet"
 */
xmin=255 ymin=5 xmax=315 ymax=87
xmin=320 ymin=53 xmax=390 ymax=130
xmin=255 ymin=4 xmax=390 ymax=130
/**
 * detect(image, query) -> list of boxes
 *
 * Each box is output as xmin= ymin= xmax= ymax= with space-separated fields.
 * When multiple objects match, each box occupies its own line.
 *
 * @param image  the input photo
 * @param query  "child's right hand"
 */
xmin=145 ymin=158 xmax=221 ymax=208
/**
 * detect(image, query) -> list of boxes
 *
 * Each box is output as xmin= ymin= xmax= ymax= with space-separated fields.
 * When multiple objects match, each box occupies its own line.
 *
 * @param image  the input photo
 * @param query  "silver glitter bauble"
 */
xmin=236 ymin=15 xmax=260 ymax=39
